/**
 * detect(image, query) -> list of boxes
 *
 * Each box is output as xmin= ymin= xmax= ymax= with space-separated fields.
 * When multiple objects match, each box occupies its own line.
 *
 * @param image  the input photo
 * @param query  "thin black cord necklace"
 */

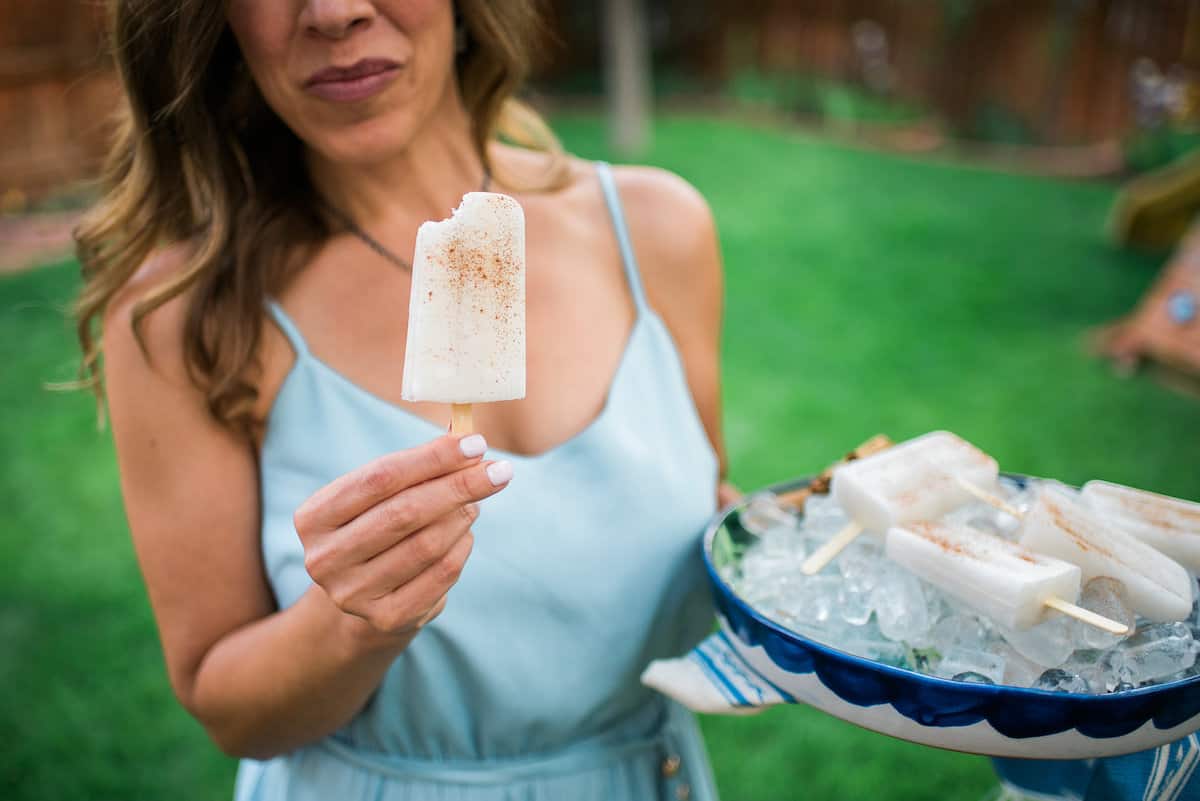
xmin=324 ymin=169 xmax=492 ymax=271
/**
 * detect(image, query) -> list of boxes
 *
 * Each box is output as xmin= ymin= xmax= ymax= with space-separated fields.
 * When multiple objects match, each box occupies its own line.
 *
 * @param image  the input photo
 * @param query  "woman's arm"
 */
xmin=103 ymin=257 xmax=505 ymax=759
xmin=616 ymin=167 xmax=740 ymax=505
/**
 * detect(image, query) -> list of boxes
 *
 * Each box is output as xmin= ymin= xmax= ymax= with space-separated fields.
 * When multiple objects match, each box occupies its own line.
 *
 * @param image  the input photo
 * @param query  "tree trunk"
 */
xmin=603 ymin=0 xmax=652 ymax=156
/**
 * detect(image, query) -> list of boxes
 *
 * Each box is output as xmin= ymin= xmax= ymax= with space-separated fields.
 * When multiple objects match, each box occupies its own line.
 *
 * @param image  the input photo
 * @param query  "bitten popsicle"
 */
xmin=885 ymin=521 xmax=1128 ymax=633
xmin=1080 ymin=481 xmax=1200 ymax=573
xmin=1019 ymin=486 xmax=1193 ymax=623
xmin=802 ymin=431 xmax=1001 ymax=574
xmin=401 ymin=192 xmax=526 ymax=433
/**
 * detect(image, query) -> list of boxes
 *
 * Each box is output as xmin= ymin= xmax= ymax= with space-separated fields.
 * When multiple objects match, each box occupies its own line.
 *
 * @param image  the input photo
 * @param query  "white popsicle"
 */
xmin=1081 ymin=481 xmax=1200 ymax=573
xmin=1019 ymin=486 xmax=1193 ymax=623
xmin=803 ymin=431 xmax=1000 ymax=575
xmin=832 ymin=431 xmax=1001 ymax=533
xmin=402 ymin=192 xmax=525 ymax=418
xmin=886 ymin=521 xmax=1081 ymax=630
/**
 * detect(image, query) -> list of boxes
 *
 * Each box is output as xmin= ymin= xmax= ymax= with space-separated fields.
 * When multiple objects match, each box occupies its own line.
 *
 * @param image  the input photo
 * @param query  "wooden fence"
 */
xmin=547 ymin=0 xmax=1200 ymax=144
xmin=5 ymin=1 xmax=1200 ymax=200
xmin=0 ymin=0 xmax=117 ymax=203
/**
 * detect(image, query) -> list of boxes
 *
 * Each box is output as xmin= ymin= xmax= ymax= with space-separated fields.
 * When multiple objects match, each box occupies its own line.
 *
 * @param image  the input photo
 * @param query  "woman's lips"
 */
xmin=304 ymin=59 xmax=401 ymax=103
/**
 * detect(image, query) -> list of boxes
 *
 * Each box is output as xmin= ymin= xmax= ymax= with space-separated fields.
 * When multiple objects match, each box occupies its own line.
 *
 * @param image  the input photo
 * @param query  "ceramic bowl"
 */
xmin=702 ymin=477 xmax=1200 ymax=758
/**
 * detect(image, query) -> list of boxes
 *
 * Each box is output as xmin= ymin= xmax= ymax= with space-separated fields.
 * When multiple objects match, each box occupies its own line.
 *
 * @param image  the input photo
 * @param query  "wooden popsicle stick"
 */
xmin=953 ymin=475 xmax=1024 ymax=519
xmin=1044 ymin=596 xmax=1130 ymax=635
xmin=948 ymin=477 xmax=1129 ymax=635
xmin=801 ymin=521 xmax=864 ymax=575
xmin=451 ymin=403 xmax=475 ymax=435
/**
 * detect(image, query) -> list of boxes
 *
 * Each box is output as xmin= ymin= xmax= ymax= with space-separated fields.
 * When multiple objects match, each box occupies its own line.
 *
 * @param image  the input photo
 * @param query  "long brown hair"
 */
xmin=75 ymin=0 xmax=564 ymax=439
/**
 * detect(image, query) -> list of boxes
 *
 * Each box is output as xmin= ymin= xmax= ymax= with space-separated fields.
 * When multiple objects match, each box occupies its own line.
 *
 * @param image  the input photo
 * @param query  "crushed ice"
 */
xmin=730 ymin=482 xmax=1200 ymax=694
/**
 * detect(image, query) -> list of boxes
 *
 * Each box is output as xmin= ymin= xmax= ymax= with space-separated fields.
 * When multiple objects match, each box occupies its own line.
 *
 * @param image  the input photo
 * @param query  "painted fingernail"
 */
xmin=486 ymin=460 xmax=514 ymax=486
xmin=459 ymin=434 xmax=487 ymax=458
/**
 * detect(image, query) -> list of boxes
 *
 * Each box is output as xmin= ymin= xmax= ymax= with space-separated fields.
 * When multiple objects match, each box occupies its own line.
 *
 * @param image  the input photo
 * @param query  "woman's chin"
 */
xmin=305 ymin=125 xmax=418 ymax=170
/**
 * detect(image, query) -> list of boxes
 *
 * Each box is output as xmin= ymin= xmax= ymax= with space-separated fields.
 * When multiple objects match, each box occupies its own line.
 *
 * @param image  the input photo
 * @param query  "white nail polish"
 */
xmin=459 ymin=434 xmax=487 ymax=458
xmin=486 ymin=460 xmax=514 ymax=486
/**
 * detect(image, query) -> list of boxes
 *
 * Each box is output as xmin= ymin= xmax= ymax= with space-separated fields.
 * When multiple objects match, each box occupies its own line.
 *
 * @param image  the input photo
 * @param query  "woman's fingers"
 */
xmin=295 ymin=434 xmax=514 ymax=634
xmin=358 ymin=507 xmax=476 ymax=603
xmin=294 ymin=433 xmax=490 ymax=534
xmin=326 ymin=458 xmax=511 ymax=566
xmin=357 ymin=525 xmax=475 ymax=634
xmin=325 ymin=504 xmax=476 ymax=612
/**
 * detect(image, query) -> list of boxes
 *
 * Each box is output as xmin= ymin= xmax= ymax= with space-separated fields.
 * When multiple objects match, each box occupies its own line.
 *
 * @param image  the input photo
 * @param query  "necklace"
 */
xmin=324 ymin=169 xmax=492 ymax=271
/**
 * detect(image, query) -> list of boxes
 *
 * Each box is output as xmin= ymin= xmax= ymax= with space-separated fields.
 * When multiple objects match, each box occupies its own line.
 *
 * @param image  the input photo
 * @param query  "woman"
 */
xmin=76 ymin=1 xmax=736 ymax=799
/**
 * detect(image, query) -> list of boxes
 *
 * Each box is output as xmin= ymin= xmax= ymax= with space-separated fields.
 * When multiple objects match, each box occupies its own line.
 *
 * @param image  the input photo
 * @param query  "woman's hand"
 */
xmin=717 ymin=481 xmax=743 ymax=509
xmin=294 ymin=433 xmax=512 ymax=643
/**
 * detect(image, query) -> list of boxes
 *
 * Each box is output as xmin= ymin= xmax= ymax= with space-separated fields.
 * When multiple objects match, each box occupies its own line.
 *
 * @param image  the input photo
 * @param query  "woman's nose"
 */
xmin=301 ymin=0 xmax=375 ymax=40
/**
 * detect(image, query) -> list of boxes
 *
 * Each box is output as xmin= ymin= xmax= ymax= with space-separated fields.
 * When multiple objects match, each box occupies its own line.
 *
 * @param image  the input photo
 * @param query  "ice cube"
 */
xmin=1163 ymin=663 xmax=1200 ymax=684
xmin=775 ymin=575 xmax=842 ymax=629
xmin=1034 ymin=669 xmax=1090 ymax=694
xmin=838 ymin=540 xmax=884 ymax=594
xmin=837 ymin=583 xmax=874 ymax=626
xmin=1077 ymin=577 xmax=1135 ymax=651
xmin=801 ymin=493 xmax=852 ymax=540
xmin=935 ymin=646 xmax=1006 ymax=685
xmin=739 ymin=526 xmax=806 ymax=589
xmin=998 ymin=611 xmax=1077 ymax=668
xmin=1062 ymin=649 xmax=1119 ymax=694
xmin=924 ymin=589 xmax=957 ymax=627
xmin=872 ymin=567 xmax=934 ymax=644
xmin=735 ymin=573 xmax=801 ymax=610
xmin=1110 ymin=622 xmax=1199 ymax=685
xmin=929 ymin=614 xmax=992 ymax=653
xmin=839 ymin=633 xmax=909 ymax=667
xmin=991 ymin=642 xmax=1045 ymax=688
xmin=741 ymin=492 xmax=799 ymax=536
xmin=760 ymin=524 xmax=808 ymax=560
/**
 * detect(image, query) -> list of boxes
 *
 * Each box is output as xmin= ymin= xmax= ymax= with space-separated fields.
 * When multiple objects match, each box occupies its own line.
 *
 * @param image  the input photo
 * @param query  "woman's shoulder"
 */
xmin=608 ymin=163 xmax=712 ymax=228
xmin=556 ymin=154 xmax=713 ymax=230
xmin=103 ymin=242 xmax=197 ymax=378
xmin=606 ymin=162 xmax=722 ymax=308
xmin=495 ymin=146 xmax=712 ymax=232
xmin=494 ymin=146 xmax=721 ymax=301
xmin=548 ymin=154 xmax=718 ymax=277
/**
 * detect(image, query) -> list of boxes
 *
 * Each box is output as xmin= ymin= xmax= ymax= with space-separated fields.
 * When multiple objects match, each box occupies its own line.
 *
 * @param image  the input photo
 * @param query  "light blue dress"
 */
xmin=234 ymin=163 xmax=722 ymax=801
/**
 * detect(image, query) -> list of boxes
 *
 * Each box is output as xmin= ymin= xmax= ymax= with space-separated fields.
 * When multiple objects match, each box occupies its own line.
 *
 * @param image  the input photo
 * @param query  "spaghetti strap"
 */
xmin=596 ymin=162 xmax=649 ymax=311
xmin=265 ymin=300 xmax=310 ymax=357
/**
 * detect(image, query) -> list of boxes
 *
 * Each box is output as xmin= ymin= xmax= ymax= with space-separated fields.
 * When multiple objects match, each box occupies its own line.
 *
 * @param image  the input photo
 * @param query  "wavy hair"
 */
xmin=75 ymin=0 xmax=563 ymax=439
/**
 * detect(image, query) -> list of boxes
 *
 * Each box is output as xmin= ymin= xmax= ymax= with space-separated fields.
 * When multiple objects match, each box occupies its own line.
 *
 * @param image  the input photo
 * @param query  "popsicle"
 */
xmin=401 ymin=192 xmax=526 ymax=432
xmin=885 ymin=521 xmax=1085 ymax=631
xmin=1080 ymin=481 xmax=1200 ymax=572
xmin=776 ymin=434 xmax=893 ymax=511
xmin=1019 ymin=486 xmax=1193 ymax=623
xmin=802 ymin=431 xmax=1000 ymax=574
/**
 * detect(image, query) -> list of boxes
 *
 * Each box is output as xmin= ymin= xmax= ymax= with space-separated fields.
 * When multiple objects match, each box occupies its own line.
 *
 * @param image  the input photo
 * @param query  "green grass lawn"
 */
xmin=4 ymin=114 xmax=1199 ymax=801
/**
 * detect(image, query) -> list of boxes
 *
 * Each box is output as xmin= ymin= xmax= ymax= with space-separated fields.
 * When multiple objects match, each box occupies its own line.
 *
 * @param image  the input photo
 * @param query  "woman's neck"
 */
xmin=307 ymin=94 xmax=486 ymax=229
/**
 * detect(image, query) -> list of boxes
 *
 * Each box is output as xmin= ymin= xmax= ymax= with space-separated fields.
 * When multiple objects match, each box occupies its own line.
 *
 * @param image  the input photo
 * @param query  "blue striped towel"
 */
xmin=641 ymin=630 xmax=788 ymax=715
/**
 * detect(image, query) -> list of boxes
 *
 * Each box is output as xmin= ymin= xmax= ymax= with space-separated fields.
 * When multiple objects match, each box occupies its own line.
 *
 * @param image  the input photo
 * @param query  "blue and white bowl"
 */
xmin=702 ymin=477 xmax=1200 ymax=759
